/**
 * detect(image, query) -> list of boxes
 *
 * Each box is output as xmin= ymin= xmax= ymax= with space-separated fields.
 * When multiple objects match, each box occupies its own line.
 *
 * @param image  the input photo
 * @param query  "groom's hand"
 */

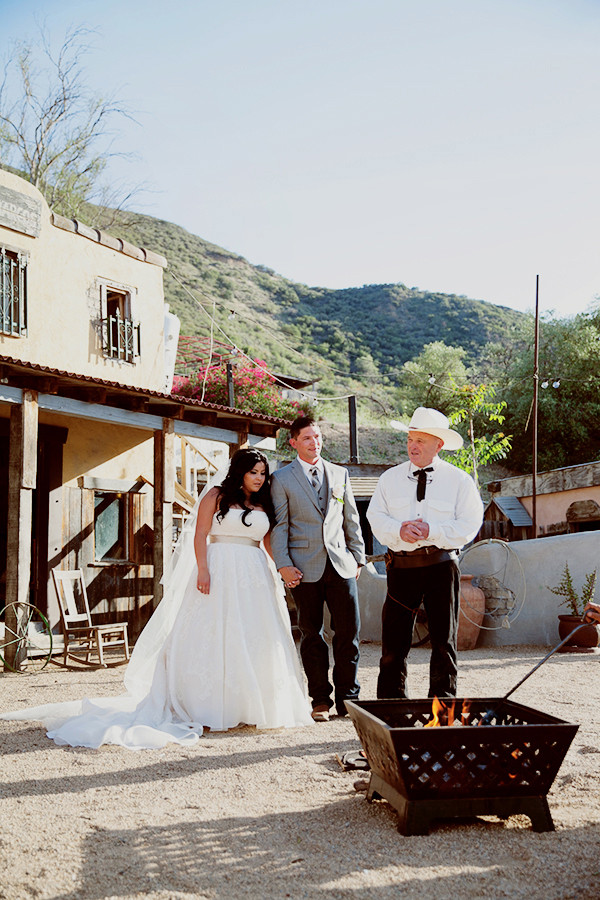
xmin=279 ymin=565 xmax=303 ymax=588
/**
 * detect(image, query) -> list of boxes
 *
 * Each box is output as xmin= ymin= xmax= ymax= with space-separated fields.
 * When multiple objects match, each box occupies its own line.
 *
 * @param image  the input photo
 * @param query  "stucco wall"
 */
xmin=357 ymin=531 xmax=600 ymax=647
xmin=519 ymin=487 xmax=600 ymax=531
xmin=0 ymin=170 xmax=167 ymax=391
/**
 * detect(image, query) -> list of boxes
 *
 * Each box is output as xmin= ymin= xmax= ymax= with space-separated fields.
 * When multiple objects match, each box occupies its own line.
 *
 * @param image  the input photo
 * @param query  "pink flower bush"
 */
xmin=171 ymin=359 xmax=312 ymax=420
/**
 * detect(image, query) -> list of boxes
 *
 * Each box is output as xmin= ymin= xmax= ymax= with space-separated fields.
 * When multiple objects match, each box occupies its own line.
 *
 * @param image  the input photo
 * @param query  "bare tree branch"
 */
xmin=0 ymin=24 xmax=142 ymax=223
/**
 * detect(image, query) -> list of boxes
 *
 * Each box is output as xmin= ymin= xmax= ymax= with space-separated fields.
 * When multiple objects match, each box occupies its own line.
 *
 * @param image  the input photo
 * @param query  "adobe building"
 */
xmin=0 ymin=170 xmax=286 ymax=655
xmin=483 ymin=460 xmax=600 ymax=540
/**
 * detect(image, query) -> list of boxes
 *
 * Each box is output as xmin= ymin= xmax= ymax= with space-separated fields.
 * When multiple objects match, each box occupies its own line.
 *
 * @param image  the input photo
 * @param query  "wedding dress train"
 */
xmin=0 ymin=509 xmax=312 ymax=749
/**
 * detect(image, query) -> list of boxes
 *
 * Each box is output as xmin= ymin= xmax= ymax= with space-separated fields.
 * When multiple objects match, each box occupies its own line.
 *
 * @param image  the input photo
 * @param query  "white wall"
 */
xmin=357 ymin=531 xmax=600 ymax=647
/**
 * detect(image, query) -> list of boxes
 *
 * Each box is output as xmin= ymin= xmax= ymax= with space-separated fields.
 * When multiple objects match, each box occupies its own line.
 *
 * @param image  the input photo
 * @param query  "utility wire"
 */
xmin=169 ymin=269 xmax=357 ymax=401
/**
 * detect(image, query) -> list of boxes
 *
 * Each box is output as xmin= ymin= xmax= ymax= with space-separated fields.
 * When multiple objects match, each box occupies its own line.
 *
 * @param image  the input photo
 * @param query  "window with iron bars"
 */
xmin=103 ymin=288 xmax=140 ymax=363
xmin=1 ymin=246 xmax=27 ymax=337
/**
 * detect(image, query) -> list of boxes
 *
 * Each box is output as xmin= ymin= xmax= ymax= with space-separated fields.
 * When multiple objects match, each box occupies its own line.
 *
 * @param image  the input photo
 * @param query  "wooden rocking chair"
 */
xmin=51 ymin=568 xmax=130 ymax=667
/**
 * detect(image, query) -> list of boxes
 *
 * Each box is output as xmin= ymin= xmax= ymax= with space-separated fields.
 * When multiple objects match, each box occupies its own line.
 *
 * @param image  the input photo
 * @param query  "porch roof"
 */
xmin=0 ymin=354 xmax=291 ymax=442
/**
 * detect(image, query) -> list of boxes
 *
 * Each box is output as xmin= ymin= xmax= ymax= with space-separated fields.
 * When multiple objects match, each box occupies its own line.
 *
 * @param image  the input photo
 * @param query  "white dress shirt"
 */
xmin=366 ymin=456 xmax=483 ymax=552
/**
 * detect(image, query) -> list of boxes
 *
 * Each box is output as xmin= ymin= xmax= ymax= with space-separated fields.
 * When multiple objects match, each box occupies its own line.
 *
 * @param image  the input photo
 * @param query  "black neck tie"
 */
xmin=415 ymin=467 xmax=433 ymax=502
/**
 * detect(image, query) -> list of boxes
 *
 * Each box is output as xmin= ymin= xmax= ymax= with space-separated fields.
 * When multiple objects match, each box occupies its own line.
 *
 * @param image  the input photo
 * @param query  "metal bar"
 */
xmin=0 ymin=248 xmax=5 ymax=333
xmin=18 ymin=255 xmax=25 ymax=333
xmin=116 ymin=309 xmax=123 ymax=360
xmin=532 ymin=275 xmax=539 ymax=537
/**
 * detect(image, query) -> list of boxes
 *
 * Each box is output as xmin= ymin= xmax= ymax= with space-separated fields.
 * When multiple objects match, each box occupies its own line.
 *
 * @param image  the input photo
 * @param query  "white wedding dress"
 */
xmin=0 ymin=509 xmax=312 ymax=749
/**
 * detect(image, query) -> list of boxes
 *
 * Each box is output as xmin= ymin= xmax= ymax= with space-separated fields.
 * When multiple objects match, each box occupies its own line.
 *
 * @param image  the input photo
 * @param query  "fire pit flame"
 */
xmin=424 ymin=696 xmax=477 ymax=728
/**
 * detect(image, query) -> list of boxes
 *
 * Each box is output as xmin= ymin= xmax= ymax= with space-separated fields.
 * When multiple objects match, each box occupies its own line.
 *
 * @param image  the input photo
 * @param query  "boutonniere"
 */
xmin=331 ymin=485 xmax=345 ymax=503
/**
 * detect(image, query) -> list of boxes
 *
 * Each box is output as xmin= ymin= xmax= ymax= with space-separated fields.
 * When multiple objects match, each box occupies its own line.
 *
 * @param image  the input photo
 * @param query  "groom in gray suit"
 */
xmin=270 ymin=416 xmax=366 ymax=721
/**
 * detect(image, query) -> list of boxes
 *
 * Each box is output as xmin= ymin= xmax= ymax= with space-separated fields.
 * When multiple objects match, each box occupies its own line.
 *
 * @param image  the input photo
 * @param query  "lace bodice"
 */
xmin=210 ymin=508 xmax=270 ymax=542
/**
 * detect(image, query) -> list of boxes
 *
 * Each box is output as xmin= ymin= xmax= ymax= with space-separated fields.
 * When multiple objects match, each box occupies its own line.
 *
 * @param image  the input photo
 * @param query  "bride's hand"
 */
xmin=197 ymin=567 xmax=210 ymax=594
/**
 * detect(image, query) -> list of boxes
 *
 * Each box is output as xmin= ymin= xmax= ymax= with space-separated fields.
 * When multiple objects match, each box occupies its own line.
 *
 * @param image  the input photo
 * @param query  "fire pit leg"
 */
xmin=521 ymin=796 xmax=555 ymax=832
xmin=366 ymin=773 xmax=432 ymax=836
xmin=365 ymin=775 xmax=556 ymax=835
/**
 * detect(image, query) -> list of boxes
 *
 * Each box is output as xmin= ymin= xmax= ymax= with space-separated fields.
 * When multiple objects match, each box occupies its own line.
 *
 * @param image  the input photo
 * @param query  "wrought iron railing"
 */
xmin=104 ymin=311 xmax=140 ymax=362
xmin=1 ymin=247 xmax=27 ymax=336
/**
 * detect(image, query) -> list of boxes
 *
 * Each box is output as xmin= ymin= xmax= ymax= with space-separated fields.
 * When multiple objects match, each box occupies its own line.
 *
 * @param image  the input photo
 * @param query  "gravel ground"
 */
xmin=1 ymin=642 xmax=599 ymax=900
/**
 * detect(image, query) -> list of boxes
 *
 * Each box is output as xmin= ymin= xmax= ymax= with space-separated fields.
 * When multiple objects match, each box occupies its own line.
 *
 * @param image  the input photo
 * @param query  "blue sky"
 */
xmin=1 ymin=0 xmax=599 ymax=317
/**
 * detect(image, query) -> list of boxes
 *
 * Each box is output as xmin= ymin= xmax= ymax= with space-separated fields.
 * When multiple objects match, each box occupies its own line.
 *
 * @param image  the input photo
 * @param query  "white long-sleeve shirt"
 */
xmin=367 ymin=456 xmax=483 ymax=552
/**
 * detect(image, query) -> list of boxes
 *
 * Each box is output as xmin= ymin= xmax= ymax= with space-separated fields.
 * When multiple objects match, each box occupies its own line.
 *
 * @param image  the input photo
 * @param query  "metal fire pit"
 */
xmin=345 ymin=698 xmax=578 ymax=835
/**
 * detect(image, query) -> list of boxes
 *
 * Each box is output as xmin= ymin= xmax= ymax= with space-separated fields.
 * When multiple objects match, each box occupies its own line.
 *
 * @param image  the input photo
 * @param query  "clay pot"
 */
xmin=457 ymin=575 xmax=486 ymax=651
xmin=558 ymin=614 xmax=600 ymax=650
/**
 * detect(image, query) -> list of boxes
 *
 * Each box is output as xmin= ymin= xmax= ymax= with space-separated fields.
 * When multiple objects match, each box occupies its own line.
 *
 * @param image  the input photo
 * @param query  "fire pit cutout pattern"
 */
xmin=346 ymin=698 xmax=578 ymax=835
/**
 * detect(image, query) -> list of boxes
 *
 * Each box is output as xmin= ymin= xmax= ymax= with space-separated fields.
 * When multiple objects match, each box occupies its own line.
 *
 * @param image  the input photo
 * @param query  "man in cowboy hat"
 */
xmin=367 ymin=407 xmax=483 ymax=699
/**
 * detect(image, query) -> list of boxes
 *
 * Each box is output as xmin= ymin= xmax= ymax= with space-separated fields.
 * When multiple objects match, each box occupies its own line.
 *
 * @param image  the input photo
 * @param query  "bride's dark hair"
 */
xmin=217 ymin=448 xmax=275 ymax=527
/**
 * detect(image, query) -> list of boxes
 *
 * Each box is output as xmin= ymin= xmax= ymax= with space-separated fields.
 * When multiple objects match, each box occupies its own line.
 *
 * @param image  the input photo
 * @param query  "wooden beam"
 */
xmin=3 ymin=391 xmax=38 ymax=670
xmin=150 ymin=402 xmax=185 ymax=419
xmin=152 ymin=419 xmax=175 ymax=608
xmin=66 ymin=386 xmax=108 ymax=405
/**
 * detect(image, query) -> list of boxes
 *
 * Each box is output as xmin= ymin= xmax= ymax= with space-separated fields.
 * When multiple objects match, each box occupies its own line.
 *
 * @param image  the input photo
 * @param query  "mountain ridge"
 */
xmin=117 ymin=210 xmax=525 ymax=401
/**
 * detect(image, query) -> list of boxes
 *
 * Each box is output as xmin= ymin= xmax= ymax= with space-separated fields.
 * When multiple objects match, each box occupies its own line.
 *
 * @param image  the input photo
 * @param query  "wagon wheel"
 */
xmin=412 ymin=604 xmax=429 ymax=647
xmin=0 ymin=602 xmax=53 ymax=673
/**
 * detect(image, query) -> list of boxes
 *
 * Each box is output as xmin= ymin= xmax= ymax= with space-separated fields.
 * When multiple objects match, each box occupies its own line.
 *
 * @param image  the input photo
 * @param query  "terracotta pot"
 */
xmin=558 ymin=614 xmax=600 ymax=649
xmin=457 ymin=574 xmax=486 ymax=650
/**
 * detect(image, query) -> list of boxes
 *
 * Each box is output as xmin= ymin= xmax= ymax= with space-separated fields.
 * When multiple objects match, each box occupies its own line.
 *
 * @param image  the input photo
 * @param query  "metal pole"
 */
xmin=226 ymin=363 xmax=235 ymax=408
xmin=532 ymin=275 xmax=539 ymax=538
xmin=348 ymin=395 xmax=359 ymax=464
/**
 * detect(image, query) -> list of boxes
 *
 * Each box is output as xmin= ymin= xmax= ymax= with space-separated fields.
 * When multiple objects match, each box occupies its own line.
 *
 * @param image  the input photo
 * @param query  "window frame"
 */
xmin=0 ymin=243 xmax=28 ymax=337
xmin=93 ymin=489 xmax=133 ymax=563
xmin=98 ymin=279 xmax=140 ymax=363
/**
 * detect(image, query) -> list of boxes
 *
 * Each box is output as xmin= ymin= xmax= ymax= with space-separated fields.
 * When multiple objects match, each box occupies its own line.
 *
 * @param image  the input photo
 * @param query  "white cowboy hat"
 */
xmin=390 ymin=407 xmax=464 ymax=451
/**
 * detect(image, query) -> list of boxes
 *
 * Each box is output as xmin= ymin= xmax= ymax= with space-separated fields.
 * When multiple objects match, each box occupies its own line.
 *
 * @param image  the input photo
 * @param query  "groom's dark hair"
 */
xmin=289 ymin=415 xmax=317 ymax=439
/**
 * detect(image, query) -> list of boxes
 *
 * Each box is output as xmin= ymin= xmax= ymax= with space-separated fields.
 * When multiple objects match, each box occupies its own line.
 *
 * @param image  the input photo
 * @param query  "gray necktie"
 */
xmin=309 ymin=466 xmax=320 ymax=490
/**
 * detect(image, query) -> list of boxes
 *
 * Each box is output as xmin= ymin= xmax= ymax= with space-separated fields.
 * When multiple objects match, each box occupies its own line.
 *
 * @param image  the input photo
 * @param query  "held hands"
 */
xmin=279 ymin=565 xmax=303 ymax=589
xmin=400 ymin=519 xmax=430 ymax=544
xmin=197 ymin=566 xmax=210 ymax=594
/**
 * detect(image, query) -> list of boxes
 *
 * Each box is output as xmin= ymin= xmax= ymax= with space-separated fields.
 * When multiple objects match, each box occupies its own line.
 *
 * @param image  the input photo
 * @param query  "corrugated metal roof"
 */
xmin=493 ymin=496 xmax=533 ymax=526
xmin=349 ymin=476 xmax=380 ymax=499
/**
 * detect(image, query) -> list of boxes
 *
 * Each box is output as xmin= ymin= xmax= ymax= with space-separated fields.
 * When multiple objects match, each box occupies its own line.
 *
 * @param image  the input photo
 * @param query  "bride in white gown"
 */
xmin=0 ymin=450 xmax=313 ymax=749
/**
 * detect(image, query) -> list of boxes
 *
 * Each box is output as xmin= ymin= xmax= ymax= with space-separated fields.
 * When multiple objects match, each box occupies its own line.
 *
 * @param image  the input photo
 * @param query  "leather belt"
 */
xmin=385 ymin=547 xmax=457 ymax=569
xmin=209 ymin=535 xmax=261 ymax=548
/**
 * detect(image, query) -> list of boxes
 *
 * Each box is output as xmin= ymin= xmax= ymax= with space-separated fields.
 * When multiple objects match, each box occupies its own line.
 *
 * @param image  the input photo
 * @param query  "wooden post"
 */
xmin=3 ymin=391 xmax=38 ymax=670
xmin=226 ymin=363 xmax=235 ymax=408
xmin=348 ymin=395 xmax=359 ymax=464
xmin=229 ymin=431 xmax=249 ymax=458
xmin=153 ymin=419 xmax=175 ymax=608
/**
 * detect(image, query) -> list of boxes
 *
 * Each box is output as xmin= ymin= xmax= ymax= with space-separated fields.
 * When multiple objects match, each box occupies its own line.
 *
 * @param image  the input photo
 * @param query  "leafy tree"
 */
xmin=398 ymin=341 xmax=469 ymax=415
xmin=0 ymin=25 xmax=137 ymax=223
xmin=448 ymin=383 xmax=512 ymax=487
xmin=501 ymin=310 xmax=600 ymax=472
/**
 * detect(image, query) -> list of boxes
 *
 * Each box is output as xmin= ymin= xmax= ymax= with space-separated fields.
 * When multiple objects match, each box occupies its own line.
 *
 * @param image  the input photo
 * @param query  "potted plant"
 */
xmin=548 ymin=562 xmax=600 ymax=651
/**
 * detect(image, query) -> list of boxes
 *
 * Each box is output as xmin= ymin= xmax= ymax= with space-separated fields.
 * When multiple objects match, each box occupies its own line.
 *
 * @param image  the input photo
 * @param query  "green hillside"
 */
xmin=120 ymin=212 xmax=524 ymax=398
xmin=114 ymin=211 xmax=525 ymax=471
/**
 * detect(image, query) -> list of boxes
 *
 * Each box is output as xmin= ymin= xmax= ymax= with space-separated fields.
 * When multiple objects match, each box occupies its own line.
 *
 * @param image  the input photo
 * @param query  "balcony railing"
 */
xmin=104 ymin=311 xmax=140 ymax=363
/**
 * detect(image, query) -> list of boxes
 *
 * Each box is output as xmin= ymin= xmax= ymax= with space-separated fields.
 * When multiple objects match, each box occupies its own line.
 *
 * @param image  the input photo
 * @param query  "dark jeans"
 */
xmin=292 ymin=558 xmax=360 ymax=714
xmin=377 ymin=559 xmax=460 ymax=699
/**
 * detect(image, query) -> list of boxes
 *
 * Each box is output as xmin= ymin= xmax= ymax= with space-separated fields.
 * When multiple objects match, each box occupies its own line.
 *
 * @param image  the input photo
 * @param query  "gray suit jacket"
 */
xmin=270 ymin=458 xmax=366 ymax=583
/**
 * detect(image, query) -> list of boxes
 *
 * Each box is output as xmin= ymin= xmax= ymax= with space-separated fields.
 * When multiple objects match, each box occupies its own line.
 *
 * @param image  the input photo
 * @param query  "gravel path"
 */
xmin=1 ymin=643 xmax=599 ymax=900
